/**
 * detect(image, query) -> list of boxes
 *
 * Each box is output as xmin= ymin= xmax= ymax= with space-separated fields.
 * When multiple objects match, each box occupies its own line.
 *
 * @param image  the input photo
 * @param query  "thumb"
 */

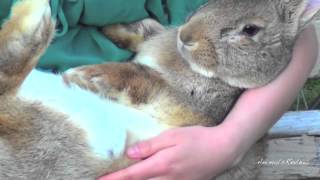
xmin=127 ymin=131 xmax=176 ymax=159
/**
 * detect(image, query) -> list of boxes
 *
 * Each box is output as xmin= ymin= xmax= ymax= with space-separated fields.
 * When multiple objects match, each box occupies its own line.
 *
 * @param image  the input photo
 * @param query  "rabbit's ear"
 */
xmin=277 ymin=0 xmax=320 ymax=35
xmin=277 ymin=0 xmax=309 ymax=23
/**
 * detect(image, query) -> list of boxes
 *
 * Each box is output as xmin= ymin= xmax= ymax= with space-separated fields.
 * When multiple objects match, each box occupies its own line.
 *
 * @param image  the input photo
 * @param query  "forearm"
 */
xmin=220 ymin=25 xmax=318 ymax=154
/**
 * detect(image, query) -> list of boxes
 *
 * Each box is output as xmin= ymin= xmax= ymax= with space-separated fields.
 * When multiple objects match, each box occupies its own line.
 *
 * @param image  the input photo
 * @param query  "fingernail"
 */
xmin=127 ymin=146 xmax=140 ymax=158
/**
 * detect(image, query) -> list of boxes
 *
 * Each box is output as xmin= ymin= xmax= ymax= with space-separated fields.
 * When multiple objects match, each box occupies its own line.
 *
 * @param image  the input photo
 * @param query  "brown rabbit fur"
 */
xmin=0 ymin=0 xmax=319 ymax=179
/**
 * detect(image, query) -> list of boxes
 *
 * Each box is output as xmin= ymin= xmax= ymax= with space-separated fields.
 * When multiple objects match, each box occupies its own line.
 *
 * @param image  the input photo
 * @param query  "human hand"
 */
xmin=99 ymin=125 xmax=244 ymax=180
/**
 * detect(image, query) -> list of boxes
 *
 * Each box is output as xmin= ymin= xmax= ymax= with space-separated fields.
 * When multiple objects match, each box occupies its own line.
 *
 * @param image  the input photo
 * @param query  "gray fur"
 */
xmin=0 ymin=0 xmax=319 ymax=180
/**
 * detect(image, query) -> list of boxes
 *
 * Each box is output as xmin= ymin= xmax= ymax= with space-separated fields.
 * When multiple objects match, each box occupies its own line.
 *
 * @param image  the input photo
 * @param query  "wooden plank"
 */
xmin=258 ymin=111 xmax=320 ymax=179
xmin=257 ymin=135 xmax=320 ymax=180
xmin=268 ymin=111 xmax=320 ymax=138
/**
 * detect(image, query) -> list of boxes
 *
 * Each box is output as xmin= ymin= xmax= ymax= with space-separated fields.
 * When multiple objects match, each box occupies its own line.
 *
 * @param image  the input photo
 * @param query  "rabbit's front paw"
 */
xmin=102 ymin=19 xmax=164 ymax=52
xmin=63 ymin=66 xmax=103 ymax=93
xmin=102 ymin=24 xmax=144 ymax=52
xmin=63 ymin=65 xmax=126 ymax=101
xmin=63 ymin=63 xmax=165 ymax=106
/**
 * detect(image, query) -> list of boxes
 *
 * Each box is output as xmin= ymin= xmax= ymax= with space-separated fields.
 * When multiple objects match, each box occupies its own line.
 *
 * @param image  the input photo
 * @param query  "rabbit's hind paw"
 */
xmin=10 ymin=0 xmax=51 ymax=34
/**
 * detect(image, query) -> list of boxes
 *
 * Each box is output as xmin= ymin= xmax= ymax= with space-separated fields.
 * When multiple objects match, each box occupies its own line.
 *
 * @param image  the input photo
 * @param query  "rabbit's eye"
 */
xmin=241 ymin=24 xmax=261 ymax=37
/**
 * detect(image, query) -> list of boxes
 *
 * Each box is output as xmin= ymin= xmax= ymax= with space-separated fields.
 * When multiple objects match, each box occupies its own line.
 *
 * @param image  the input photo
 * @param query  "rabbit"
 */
xmin=1 ymin=0 xmax=319 ymax=180
xmin=63 ymin=0 xmax=320 ymax=178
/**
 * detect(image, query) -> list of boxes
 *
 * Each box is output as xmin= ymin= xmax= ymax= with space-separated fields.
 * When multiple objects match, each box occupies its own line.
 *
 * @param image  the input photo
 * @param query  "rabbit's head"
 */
xmin=177 ymin=0 xmax=320 ymax=88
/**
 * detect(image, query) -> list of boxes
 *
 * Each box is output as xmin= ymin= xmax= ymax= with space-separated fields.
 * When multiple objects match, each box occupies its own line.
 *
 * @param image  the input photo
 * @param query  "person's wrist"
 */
xmin=214 ymin=121 xmax=253 ymax=166
xmin=204 ymin=124 xmax=246 ymax=168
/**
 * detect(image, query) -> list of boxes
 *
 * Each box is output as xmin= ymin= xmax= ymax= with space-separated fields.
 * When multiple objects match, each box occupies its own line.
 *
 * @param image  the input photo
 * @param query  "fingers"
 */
xmin=127 ymin=131 xmax=177 ymax=159
xmin=100 ymin=131 xmax=179 ymax=180
xmin=99 ymin=154 xmax=171 ymax=180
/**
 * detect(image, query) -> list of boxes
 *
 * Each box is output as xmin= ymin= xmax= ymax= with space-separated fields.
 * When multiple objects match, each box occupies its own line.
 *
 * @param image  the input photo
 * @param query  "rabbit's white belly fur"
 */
xmin=18 ymin=70 xmax=167 ymax=159
xmin=134 ymin=54 xmax=162 ymax=72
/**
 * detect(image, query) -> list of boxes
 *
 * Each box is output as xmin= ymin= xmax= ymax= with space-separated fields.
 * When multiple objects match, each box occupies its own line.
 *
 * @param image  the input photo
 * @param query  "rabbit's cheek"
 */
xmin=185 ymin=50 xmax=217 ymax=78
xmin=193 ymin=49 xmax=217 ymax=69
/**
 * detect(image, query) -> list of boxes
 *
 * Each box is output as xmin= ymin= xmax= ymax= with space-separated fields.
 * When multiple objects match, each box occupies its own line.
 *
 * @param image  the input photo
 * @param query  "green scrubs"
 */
xmin=0 ymin=0 xmax=208 ymax=71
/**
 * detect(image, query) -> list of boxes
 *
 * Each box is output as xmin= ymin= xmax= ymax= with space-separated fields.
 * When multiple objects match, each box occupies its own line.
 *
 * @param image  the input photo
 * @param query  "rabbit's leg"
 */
xmin=102 ymin=18 xmax=165 ymax=52
xmin=0 ymin=0 xmax=55 ymax=95
xmin=64 ymin=63 xmax=166 ymax=105
xmin=64 ymin=63 xmax=213 ymax=126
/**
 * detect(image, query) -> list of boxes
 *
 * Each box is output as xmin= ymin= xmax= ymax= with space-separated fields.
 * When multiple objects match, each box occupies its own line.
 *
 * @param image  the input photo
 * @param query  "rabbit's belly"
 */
xmin=18 ymin=70 xmax=167 ymax=160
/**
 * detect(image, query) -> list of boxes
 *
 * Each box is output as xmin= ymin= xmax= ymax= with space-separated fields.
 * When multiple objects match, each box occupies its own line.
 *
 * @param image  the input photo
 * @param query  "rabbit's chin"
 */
xmin=188 ymin=60 xmax=216 ymax=78
xmin=177 ymin=40 xmax=216 ymax=78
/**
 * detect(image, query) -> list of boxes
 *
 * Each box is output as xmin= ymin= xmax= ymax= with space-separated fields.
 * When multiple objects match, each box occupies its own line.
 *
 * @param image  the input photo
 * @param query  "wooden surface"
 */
xmin=269 ymin=111 xmax=320 ymax=138
xmin=256 ymin=111 xmax=320 ymax=179
xmin=257 ymin=136 xmax=320 ymax=180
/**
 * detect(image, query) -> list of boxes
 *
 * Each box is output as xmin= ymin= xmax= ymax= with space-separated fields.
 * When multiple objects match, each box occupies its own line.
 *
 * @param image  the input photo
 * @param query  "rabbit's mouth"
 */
xmin=177 ymin=28 xmax=216 ymax=78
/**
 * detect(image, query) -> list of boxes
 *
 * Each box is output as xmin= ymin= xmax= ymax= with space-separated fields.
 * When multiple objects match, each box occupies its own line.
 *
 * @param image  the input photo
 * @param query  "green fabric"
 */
xmin=0 ymin=0 xmax=18 ymax=25
xmin=0 ymin=0 xmax=208 ymax=72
